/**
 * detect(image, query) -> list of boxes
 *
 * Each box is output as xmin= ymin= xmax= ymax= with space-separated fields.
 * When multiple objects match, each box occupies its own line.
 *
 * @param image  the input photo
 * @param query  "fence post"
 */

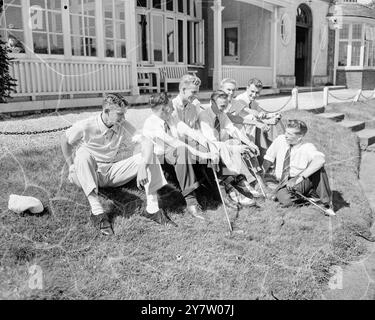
xmin=354 ymin=89 xmax=362 ymax=102
xmin=323 ymin=87 xmax=329 ymax=107
xmin=292 ymin=87 xmax=299 ymax=110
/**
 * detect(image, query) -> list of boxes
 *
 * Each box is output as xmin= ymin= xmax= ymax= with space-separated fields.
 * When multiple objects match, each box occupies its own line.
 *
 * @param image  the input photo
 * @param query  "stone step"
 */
xmin=358 ymin=129 xmax=375 ymax=149
xmin=339 ymin=120 xmax=366 ymax=132
xmin=316 ymin=112 xmax=345 ymax=122
xmin=304 ymin=106 xmax=326 ymax=114
xmin=357 ymin=129 xmax=375 ymax=150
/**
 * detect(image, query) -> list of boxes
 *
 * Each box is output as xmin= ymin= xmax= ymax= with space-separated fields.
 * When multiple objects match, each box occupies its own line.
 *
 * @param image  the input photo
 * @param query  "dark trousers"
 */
xmin=160 ymin=146 xmax=199 ymax=204
xmin=276 ymin=167 xmax=332 ymax=207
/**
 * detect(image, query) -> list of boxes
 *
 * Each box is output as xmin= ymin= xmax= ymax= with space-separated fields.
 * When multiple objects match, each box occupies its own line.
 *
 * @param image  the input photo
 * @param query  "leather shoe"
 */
xmin=142 ymin=209 xmax=178 ymax=227
xmin=186 ymin=204 xmax=205 ymax=220
xmin=90 ymin=213 xmax=114 ymax=236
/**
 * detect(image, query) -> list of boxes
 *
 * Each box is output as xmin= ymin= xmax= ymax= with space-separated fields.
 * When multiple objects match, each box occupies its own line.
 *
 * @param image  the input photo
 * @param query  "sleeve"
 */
xmin=142 ymin=118 xmax=182 ymax=150
xmin=177 ymin=121 xmax=208 ymax=148
xmin=306 ymin=143 xmax=326 ymax=162
xmin=65 ymin=122 xmax=84 ymax=145
xmin=263 ymin=135 xmax=282 ymax=163
xmin=199 ymin=113 xmax=217 ymax=142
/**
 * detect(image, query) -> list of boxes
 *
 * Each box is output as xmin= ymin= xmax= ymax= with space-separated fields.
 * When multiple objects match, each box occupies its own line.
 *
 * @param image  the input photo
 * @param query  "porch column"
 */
xmin=125 ymin=0 xmax=140 ymax=95
xmin=272 ymin=7 xmax=279 ymax=89
xmin=211 ymin=0 xmax=224 ymax=91
xmin=22 ymin=0 xmax=33 ymax=57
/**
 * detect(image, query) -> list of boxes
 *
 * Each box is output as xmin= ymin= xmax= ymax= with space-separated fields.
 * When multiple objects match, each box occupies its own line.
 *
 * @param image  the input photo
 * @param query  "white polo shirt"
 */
xmin=264 ymin=134 xmax=325 ymax=180
xmin=66 ymin=113 xmax=136 ymax=163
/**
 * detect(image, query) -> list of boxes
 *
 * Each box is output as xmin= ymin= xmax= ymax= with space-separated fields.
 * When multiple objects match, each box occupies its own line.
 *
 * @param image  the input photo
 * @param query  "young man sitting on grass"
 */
xmin=199 ymin=90 xmax=270 ymax=208
xmin=263 ymin=119 xmax=333 ymax=213
xmin=61 ymin=93 xmax=177 ymax=236
xmin=143 ymin=92 xmax=219 ymax=220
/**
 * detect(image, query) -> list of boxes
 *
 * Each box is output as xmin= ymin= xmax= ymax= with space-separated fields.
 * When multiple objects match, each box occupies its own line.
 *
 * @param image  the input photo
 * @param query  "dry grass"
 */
xmin=0 ymin=108 xmax=373 ymax=300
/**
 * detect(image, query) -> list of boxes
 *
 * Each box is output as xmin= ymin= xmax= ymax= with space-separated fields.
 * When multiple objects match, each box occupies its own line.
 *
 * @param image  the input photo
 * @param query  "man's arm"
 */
xmin=226 ymin=121 xmax=259 ymax=155
xmin=61 ymin=133 xmax=75 ymax=167
xmin=137 ymin=136 xmax=154 ymax=189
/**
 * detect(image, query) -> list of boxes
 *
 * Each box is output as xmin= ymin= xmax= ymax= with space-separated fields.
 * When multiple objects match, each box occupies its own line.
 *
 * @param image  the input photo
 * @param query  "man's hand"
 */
xmin=286 ymin=176 xmax=304 ymax=191
xmin=257 ymin=122 xmax=270 ymax=132
xmin=137 ymin=163 xmax=149 ymax=189
xmin=239 ymin=143 xmax=259 ymax=156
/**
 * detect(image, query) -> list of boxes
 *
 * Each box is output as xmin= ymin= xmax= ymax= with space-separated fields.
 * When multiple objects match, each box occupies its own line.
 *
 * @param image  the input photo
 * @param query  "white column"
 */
xmin=22 ymin=0 xmax=34 ymax=58
xmin=211 ymin=0 xmax=224 ymax=91
xmin=125 ymin=0 xmax=140 ymax=95
xmin=333 ymin=28 xmax=339 ymax=85
xmin=272 ymin=7 xmax=279 ymax=89
xmin=96 ymin=1 xmax=105 ymax=60
xmin=62 ymin=0 xmax=72 ymax=59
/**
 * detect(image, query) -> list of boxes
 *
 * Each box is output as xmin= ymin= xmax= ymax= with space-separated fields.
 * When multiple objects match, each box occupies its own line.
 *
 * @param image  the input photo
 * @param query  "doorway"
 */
xmin=295 ymin=4 xmax=312 ymax=86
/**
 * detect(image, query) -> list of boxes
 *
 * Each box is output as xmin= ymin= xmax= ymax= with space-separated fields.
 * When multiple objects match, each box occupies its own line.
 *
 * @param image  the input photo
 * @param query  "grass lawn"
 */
xmin=326 ymin=97 xmax=375 ymax=127
xmin=0 ymin=107 xmax=373 ymax=300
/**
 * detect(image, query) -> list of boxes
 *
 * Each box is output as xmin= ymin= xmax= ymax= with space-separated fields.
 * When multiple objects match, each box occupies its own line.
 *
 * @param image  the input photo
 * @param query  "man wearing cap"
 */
xmin=61 ymin=93 xmax=177 ymax=235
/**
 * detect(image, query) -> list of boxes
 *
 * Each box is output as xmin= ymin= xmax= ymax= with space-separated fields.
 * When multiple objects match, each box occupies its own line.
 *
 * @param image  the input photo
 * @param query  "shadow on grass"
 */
xmin=332 ymin=190 xmax=350 ymax=212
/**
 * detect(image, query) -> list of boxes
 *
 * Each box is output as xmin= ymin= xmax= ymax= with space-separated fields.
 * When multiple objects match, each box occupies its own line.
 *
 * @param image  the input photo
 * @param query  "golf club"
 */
xmin=293 ymin=190 xmax=336 ymax=216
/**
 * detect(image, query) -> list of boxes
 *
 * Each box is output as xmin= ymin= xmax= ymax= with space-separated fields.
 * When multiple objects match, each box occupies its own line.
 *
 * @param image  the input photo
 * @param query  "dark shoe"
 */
xmin=90 ymin=213 xmax=114 ymax=236
xmin=186 ymin=204 xmax=205 ymax=220
xmin=142 ymin=209 xmax=178 ymax=227
xmin=234 ymin=175 xmax=262 ymax=199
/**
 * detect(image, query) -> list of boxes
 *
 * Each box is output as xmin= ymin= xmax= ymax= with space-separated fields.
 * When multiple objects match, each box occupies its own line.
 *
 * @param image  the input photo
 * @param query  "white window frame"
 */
xmin=222 ymin=21 xmax=240 ymax=65
xmin=150 ymin=13 xmax=164 ymax=63
xmin=29 ymin=0 xmax=65 ymax=57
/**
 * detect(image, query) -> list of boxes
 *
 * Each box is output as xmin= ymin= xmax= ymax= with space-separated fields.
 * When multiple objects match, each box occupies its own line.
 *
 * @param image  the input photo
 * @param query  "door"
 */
xmin=223 ymin=23 xmax=240 ymax=65
xmin=295 ymin=26 xmax=308 ymax=86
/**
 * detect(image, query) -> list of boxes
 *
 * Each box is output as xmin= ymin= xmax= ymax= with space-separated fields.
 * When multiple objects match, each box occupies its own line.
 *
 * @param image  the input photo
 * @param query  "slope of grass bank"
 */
xmin=0 ymin=109 xmax=372 ymax=300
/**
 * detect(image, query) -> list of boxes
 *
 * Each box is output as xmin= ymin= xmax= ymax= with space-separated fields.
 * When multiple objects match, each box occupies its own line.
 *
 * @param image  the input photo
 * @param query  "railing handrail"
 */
xmin=10 ymin=59 xmax=132 ymax=66
xmin=222 ymin=65 xmax=272 ymax=70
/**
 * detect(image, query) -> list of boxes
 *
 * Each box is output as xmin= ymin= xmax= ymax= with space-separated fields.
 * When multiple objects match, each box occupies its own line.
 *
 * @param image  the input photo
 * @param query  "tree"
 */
xmin=0 ymin=0 xmax=17 ymax=103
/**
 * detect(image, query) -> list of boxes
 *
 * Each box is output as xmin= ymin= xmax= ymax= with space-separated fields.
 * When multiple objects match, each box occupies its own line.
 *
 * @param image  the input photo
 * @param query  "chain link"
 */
xmin=359 ymin=91 xmax=374 ymax=101
xmin=257 ymin=95 xmax=293 ymax=113
xmin=328 ymin=91 xmax=358 ymax=101
xmin=0 ymin=125 xmax=71 ymax=136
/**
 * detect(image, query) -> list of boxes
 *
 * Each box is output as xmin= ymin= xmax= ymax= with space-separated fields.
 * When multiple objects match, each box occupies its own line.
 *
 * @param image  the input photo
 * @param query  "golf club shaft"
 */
xmin=293 ymin=190 xmax=334 ymax=216
xmin=244 ymin=153 xmax=267 ymax=198
xmin=211 ymin=166 xmax=233 ymax=233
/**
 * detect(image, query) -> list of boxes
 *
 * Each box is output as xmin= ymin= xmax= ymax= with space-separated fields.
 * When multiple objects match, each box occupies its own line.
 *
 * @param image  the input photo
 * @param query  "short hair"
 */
xmin=286 ymin=119 xmax=308 ymax=135
xmin=103 ymin=93 xmax=129 ymax=110
xmin=149 ymin=92 xmax=170 ymax=109
xmin=220 ymin=78 xmax=237 ymax=88
xmin=247 ymin=78 xmax=263 ymax=89
xmin=210 ymin=90 xmax=228 ymax=102
xmin=179 ymin=74 xmax=201 ymax=90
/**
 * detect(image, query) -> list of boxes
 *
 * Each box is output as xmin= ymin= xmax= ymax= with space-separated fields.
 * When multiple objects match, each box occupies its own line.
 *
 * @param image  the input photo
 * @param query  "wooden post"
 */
xmin=323 ymin=86 xmax=329 ymax=107
xmin=292 ymin=87 xmax=298 ymax=110
xmin=354 ymin=89 xmax=362 ymax=102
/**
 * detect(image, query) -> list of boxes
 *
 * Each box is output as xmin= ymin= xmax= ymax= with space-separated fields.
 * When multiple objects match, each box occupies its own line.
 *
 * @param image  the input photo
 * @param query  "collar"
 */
xmin=97 ymin=113 xmax=119 ymax=134
xmin=174 ymin=95 xmax=184 ymax=109
xmin=207 ymin=104 xmax=220 ymax=119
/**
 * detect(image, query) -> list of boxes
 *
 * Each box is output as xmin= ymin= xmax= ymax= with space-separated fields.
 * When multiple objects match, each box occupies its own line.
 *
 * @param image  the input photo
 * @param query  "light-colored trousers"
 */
xmin=69 ymin=148 xmax=167 ymax=199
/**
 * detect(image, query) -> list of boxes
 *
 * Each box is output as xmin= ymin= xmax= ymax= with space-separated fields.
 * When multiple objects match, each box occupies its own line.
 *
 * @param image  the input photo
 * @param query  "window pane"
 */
xmin=351 ymin=41 xmax=361 ymax=66
xmin=47 ymin=0 xmax=62 ymax=10
xmin=33 ymin=32 xmax=48 ymax=54
xmin=116 ymin=21 xmax=126 ymax=40
xmin=137 ymin=14 xmax=149 ymax=61
xmin=137 ymin=0 xmax=147 ymax=8
xmin=116 ymin=41 xmax=126 ymax=58
xmin=5 ymin=6 xmax=23 ymax=30
xmin=83 ymin=0 xmax=95 ymax=16
xmin=50 ymin=34 xmax=64 ymax=54
xmin=340 ymin=24 xmax=349 ymax=39
xmin=70 ymin=15 xmax=83 ymax=35
xmin=48 ymin=12 xmax=63 ymax=33
xmin=178 ymin=0 xmax=184 ymax=13
xmin=187 ymin=0 xmax=190 ymax=15
xmin=178 ymin=20 xmax=184 ymax=62
xmin=71 ymin=36 xmax=84 ymax=55
xmin=166 ymin=18 xmax=175 ymax=62
xmin=352 ymin=24 xmax=362 ymax=40
xmin=153 ymin=0 xmax=161 ymax=9
xmin=166 ymin=0 xmax=174 ymax=11
xmin=224 ymin=27 xmax=238 ymax=56
xmin=30 ymin=0 xmax=45 ymax=8
xmin=115 ymin=1 xmax=125 ymax=20
xmin=104 ymin=0 xmax=113 ymax=19
xmin=7 ymin=30 xmax=25 ymax=53
xmin=187 ymin=20 xmax=192 ymax=64
xmin=85 ymin=37 xmax=96 ymax=56
xmin=106 ymin=39 xmax=115 ymax=57
xmin=86 ymin=17 xmax=96 ymax=37
xmin=69 ymin=0 xmax=83 ymax=14
xmin=105 ymin=19 xmax=114 ymax=38
xmin=4 ymin=0 xmax=21 ymax=5
xmin=152 ymin=15 xmax=163 ymax=61
xmin=338 ymin=41 xmax=348 ymax=66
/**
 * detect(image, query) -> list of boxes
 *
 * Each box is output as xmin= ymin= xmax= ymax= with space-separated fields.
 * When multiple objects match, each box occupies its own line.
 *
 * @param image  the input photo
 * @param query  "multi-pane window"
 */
xmin=135 ymin=0 xmax=203 ymax=65
xmin=338 ymin=23 xmax=364 ymax=67
xmin=364 ymin=26 xmax=375 ymax=67
xmin=103 ymin=0 xmax=126 ymax=58
xmin=69 ymin=0 xmax=96 ymax=56
xmin=0 ymin=0 xmax=25 ymax=54
xmin=30 ymin=0 xmax=64 ymax=55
